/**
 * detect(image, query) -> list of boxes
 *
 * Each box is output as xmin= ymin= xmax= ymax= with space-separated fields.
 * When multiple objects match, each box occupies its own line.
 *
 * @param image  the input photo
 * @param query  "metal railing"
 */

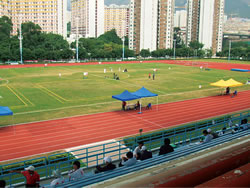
xmin=0 ymin=110 xmax=249 ymax=186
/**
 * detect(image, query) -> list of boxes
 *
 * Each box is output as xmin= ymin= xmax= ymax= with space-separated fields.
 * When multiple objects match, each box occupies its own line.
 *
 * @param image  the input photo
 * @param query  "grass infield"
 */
xmin=0 ymin=61 xmax=249 ymax=126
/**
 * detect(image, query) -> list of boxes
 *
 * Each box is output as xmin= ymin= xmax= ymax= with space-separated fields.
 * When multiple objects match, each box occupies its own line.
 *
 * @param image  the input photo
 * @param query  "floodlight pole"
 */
xmin=122 ymin=37 xmax=125 ymax=61
xmin=19 ymin=21 xmax=23 ymax=64
xmin=76 ymin=17 xmax=79 ymax=62
xmin=122 ymin=19 xmax=126 ymax=60
xmin=173 ymin=39 xmax=176 ymax=60
xmin=228 ymin=40 xmax=231 ymax=62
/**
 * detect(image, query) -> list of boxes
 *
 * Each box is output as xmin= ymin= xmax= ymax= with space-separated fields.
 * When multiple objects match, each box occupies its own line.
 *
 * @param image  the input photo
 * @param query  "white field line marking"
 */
xmin=0 ymin=77 xmax=9 ymax=86
xmin=128 ymin=113 xmax=165 ymax=129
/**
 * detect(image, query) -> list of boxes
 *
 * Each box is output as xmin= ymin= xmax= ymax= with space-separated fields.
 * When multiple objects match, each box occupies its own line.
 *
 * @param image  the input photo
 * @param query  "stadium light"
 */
xmin=173 ymin=39 xmax=176 ymax=60
xmin=228 ymin=40 xmax=232 ymax=62
xmin=76 ymin=17 xmax=79 ymax=62
xmin=19 ymin=19 xmax=23 ymax=64
xmin=122 ymin=19 xmax=126 ymax=61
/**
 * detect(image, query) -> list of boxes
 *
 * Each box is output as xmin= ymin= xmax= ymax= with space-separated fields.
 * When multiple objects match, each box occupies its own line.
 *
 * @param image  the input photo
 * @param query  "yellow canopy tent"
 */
xmin=224 ymin=78 xmax=244 ymax=87
xmin=210 ymin=80 xmax=228 ymax=87
xmin=210 ymin=79 xmax=243 ymax=95
xmin=210 ymin=79 xmax=243 ymax=88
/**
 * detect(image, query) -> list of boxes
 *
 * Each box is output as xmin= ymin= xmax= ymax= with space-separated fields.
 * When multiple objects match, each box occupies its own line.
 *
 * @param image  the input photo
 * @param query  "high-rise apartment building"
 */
xmin=174 ymin=10 xmax=187 ymax=29
xmin=186 ymin=0 xmax=224 ymax=55
xmin=1 ymin=0 xmax=67 ymax=38
xmin=0 ymin=0 xmax=10 ymax=18
xmin=71 ymin=0 xmax=104 ymax=38
xmin=104 ymin=4 xmax=129 ymax=38
xmin=129 ymin=0 xmax=175 ymax=54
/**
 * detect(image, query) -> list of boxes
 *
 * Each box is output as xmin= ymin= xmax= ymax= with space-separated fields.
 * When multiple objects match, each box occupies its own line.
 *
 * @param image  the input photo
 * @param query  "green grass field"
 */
xmin=0 ymin=61 xmax=249 ymax=126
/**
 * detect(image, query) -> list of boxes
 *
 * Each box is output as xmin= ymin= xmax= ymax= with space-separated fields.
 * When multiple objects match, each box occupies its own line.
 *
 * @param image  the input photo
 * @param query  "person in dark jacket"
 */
xmin=207 ymin=128 xmax=218 ymax=139
xmin=159 ymin=138 xmax=174 ymax=155
xmin=95 ymin=156 xmax=116 ymax=174
xmin=140 ymin=146 xmax=152 ymax=161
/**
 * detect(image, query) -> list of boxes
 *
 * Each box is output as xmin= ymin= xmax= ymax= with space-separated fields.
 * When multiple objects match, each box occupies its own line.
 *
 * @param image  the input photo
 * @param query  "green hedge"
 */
xmin=0 ymin=153 xmax=76 ymax=174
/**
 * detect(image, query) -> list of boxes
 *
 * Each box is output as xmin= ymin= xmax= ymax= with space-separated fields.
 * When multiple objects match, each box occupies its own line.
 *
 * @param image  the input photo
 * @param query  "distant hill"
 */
xmin=68 ymin=0 xmax=250 ymax=19
xmin=174 ymin=0 xmax=250 ymax=18
xmin=225 ymin=0 xmax=250 ymax=18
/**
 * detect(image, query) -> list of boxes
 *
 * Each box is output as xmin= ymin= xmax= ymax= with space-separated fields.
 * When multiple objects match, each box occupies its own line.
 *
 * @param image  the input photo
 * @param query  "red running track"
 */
xmin=0 ymin=60 xmax=249 ymax=71
xmin=0 ymin=90 xmax=249 ymax=162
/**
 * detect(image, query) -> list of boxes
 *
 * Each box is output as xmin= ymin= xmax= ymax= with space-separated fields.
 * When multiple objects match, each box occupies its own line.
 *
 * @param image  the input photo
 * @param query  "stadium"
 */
xmin=0 ymin=59 xmax=249 ymax=187
xmin=0 ymin=0 xmax=250 ymax=187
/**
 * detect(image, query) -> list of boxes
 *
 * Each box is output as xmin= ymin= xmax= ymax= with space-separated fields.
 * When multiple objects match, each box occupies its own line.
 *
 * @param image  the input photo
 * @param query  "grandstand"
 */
xmin=0 ymin=110 xmax=249 ymax=187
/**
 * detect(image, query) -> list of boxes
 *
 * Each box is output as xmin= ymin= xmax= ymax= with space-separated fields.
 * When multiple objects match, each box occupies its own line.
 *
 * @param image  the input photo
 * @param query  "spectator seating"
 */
xmin=56 ymin=129 xmax=250 ymax=187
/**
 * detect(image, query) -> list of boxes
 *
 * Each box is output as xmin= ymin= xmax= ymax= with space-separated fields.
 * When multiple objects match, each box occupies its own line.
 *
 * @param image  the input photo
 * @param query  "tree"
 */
xmin=140 ymin=49 xmax=151 ymax=58
xmin=189 ymin=41 xmax=204 ymax=50
xmin=0 ymin=16 xmax=13 ymax=39
xmin=174 ymin=27 xmax=185 ymax=48
xmin=205 ymin=49 xmax=213 ymax=58
xmin=98 ymin=29 xmax=122 ymax=45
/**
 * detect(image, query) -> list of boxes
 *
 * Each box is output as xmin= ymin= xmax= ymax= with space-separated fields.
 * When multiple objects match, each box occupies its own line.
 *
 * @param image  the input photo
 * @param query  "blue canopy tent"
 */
xmin=132 ymin=87 xmax=158 ymax=113
xmin=0 ymin=106 xmax=13 ymax=116
xmin=0 ymin=106 xmax=14 ymax=134
xmin=132 ymin=87 xmax=158 ymax=98
xmin=112 ymin=90 xmax=140 ymax=101
xmin=112 ymin=88 xmax=158 ymax=114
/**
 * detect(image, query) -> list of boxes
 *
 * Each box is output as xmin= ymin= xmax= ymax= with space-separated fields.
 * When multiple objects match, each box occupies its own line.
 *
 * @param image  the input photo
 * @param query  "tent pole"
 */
xmin=157 ymin=96 xmax=159 ymax=111
xmin=139 ymin=99 xmax=142 ymax=114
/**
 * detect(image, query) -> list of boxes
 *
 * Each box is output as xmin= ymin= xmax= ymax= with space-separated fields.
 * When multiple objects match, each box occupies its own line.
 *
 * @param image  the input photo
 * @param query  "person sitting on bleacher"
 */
xmin=50 ymin=170 xmax=64 ymax=187
xmin=159 ymin=138 xmax=174 ymax=155
xmin=11 ymin=165 xmax=40 ymax=188
xmin=232 ymin=119 xmax=249 ymax=133
xmin=201 ymin=130 xmax=213 ymax=143
xmin=240 ymin=119 xmax=249 ymax=130
xmin=120 ymin=151 xmax=137 ymax=167
xmin=68 ymin=161 xmax=84 ymax=181
xmin=218 ymin=127 xmax=227 ymax=136
xmin=95 ymin=156 xmax=116 ymax=174
xmin=139 ymin=146 xmax=152 ymax=161
xmin=133 ymin=141 xmax=144 ymax=159
xmin=207 ymin=128 xmax=218 ymax=139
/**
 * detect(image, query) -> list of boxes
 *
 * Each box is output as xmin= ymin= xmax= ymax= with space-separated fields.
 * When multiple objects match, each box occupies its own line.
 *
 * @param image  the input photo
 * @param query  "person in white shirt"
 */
xmin=68 ymin=161 xmax=84 ymax=181
xmin=133 ymin=141 xmax=144 ymax=159
xmin=201 ymin=130 xmax=213 ymax=143
xmin=218 ymin=127 xmax=227 ymax=136
xmin=50 ymin=170 xmax=64 ymax=187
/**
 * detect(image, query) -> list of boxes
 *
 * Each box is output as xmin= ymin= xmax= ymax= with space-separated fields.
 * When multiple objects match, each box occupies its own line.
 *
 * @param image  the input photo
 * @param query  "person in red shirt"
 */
xmin=12 ymin=166 xmax=40 ymax=187
xmin=148 ymin=73 xmax=151 ymax=79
